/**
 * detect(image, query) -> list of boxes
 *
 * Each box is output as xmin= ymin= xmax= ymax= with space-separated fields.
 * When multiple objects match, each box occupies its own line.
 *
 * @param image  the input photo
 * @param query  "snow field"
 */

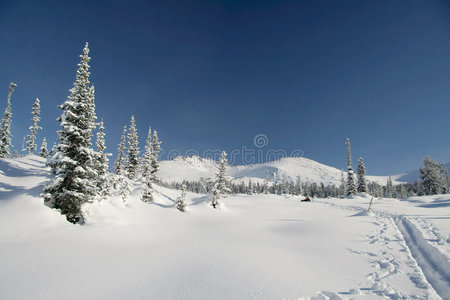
xmin=0 ymin=156 xmax=449 ymax=299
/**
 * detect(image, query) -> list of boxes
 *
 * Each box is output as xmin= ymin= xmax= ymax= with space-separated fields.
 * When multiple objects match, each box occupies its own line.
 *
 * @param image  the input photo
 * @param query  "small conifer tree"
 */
xmin=94 ymin=120 xmax=111 ymax=199
xmin=39 ymin=137 xmax=48 ymax=158
xmin=345 ymin=138 xmax=357 ymax=196
xmin=357 ymin=157 xmax=367 ymax=193
xmin=175 ymin=183 xmax=188 ymax=212
xmin=115 ymin=126 xmax=127 ymax=175
xmin=211 ymin=151 xmax=231 ymax=209
xmin=26 ymin=98 xmax=41 ymax=154
xmin=0 ymin=82 xmax=17 ymax=158
xmin=126 ymin=116 xmax=139 ymax=180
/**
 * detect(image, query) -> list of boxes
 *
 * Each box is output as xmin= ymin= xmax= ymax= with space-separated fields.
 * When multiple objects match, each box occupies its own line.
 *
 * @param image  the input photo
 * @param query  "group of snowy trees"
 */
xmin=418 ymin=156 xmax=449 ymax=195
xmin=344 ymin=138 xmax=449 ymax=198
xmin=35 ymin=42 xmax=234 ymax=222
xmin=0 ymin=83 xmax=49 ymax=159
xmin=345 ymin=138 xmax=368 ymax=196
xmin=1 ymin=42 xmax=234 ymax=222
xmin=40 ymin=43 xmax=166 ymax=223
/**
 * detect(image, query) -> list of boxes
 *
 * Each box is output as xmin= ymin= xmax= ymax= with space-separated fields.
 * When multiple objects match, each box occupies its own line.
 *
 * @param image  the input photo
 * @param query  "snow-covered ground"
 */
xmin=159 ymin=156 xmax=410 ymax=186
xmin=1 ymin=156 xmax=449 ymax=299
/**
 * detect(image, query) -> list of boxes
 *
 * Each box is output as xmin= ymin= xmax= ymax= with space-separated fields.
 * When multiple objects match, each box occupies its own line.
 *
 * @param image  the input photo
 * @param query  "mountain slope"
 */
xmin=159 ymin=156 xmax=409 ymax=185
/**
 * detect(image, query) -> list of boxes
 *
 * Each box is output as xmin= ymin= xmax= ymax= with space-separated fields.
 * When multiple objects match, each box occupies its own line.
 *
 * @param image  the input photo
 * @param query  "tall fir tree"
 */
xmin=0 ymin=82 xmax=17 ymax=158
xmin=141 ymin=128 xmax=161 ymax=203
xmin=150 ymin=129 xmax=162 ymax=182
xmin=39 ymin=137 xmax=48 ymax=158
xmin=211 ymin=151 xmax=231 ymax=209
xmin=42 ymin=43 xmax=98 ymax=224
xmin=345 ymin=138 xmax=357 ymax=196
xmin=21 ymin=136 xmax=26 ymax=156
xmin=94 ymin=120 xmax=111 ymax=199
xmin=26 ymin=98 xmax=42 ymax=154
xmin=126 ymin=115 xmax=139 ymax=180
xmin=115 ymin=126 xmax=127 ymax=175
xmin=357 ymin=157 xmax=367 ymax=193
xmin=141 ymin=127 xmax=152 ymax=180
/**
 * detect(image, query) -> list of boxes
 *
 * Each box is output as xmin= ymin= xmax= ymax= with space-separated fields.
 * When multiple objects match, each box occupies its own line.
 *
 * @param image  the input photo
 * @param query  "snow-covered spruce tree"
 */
xmin=141 ymin=177 xmax=153 ymax=202
xmin=339 ymin=169 xmax=346 ymax=198
xmin=141 ymin=127 xmax=152 ymax=180
xmin=49 ymin=142 xmax=57 ymax=157
xmin=399 ymin=184 xmax=408 ymax=199
xmin=263 ymin=172 xmax=270 ymax=194
xmin=39 ymin=137 xmax=48 ymax=158
xmin=175 ymin=183 xmax=188 ymax=212
xmin=357 ymin=157 xmax=367 ymax=193
xmin=0 ymin=82 xmax=17 ymax=158
xmin=442 ymin=164 xmax=450 ymax=194
xmin=140 ymin=127 xmax=154 ymax=202
xmin=211 ymin=151 xmax=231 ymax=209
xmin=345 ymin=138 xmax=357 ymax=196
xmin=26 ymin=98 xmax=41 ymax=154
xmin=420 ymin=156 xmax=446 ymax=195
xmin=21 ymin=136 xmax=26 ymax=156
xmin=385 ymin=176 xmax=395 ymax=198
xmin=126 ymin=116 xmax=139 ymax=180
xmin=42 ymin=43 xmax=98 ymax=224
xmin=150 ymin=129 xmax=162 ymax=182
xmin=119 ymin=176 xmax=130 ymax=204
xmin=115 ymin=126 xmax=127 ymax=175
xmin=94 ymin=120 xmax=111 ymax=199
xmin=295 ymin=175 xmax=303 ymax=196
xmin=247 ymin=179 xmax=253 ymax=195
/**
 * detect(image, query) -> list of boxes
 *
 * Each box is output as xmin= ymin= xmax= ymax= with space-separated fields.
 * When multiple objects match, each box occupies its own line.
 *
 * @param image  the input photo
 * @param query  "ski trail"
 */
xmin=395 ymin=216 xmax=450 ymax=299
xmin=319 ymin=200 xmax=441 ymax=298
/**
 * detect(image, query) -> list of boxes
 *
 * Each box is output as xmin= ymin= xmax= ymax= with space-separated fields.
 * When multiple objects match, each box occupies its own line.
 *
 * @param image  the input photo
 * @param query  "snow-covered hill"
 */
xmin=1 ymin=155 xmax=449 ymax=299
xmin=159 ymin=155 xmax=409 ymax=185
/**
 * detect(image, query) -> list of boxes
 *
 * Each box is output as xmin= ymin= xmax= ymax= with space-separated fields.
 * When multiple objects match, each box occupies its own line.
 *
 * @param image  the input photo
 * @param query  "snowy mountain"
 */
xmin=159 ymin=155 xmax=411 ymax=185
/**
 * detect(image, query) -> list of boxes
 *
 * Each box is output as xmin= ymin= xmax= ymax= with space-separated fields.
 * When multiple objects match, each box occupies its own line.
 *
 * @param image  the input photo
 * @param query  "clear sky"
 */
xmin=0 ymin=0 xmax=449 ymax=175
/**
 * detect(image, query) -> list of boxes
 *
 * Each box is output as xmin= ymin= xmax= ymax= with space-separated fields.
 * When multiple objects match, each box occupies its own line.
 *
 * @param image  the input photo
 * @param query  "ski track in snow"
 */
xmin=396 ymin=216 xmax=450 ymax=299
xmin=320 ymin=199 xmax=447 ymax=299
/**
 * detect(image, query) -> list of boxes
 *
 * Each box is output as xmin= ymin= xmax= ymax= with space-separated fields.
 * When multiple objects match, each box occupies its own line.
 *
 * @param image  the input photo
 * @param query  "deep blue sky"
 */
xmin=0 ymin=0 xmax=449 ymax=175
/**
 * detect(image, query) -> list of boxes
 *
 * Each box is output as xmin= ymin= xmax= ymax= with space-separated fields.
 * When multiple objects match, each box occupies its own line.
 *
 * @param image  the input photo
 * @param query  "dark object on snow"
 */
xmin=301 ymin=196 xmax=311 ymax=202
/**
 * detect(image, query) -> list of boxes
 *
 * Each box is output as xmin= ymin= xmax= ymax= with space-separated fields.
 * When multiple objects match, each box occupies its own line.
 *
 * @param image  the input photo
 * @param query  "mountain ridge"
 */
xmin=159 ymin=155 xmax=416 ymax=186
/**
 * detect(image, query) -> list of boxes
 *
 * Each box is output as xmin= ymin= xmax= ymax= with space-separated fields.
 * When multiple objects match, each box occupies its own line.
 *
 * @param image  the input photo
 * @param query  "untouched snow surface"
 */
xmin=159 ymin=156 xmax=409 ymax=186
xmin=1 ymin=156 xmax=449 ymax=299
